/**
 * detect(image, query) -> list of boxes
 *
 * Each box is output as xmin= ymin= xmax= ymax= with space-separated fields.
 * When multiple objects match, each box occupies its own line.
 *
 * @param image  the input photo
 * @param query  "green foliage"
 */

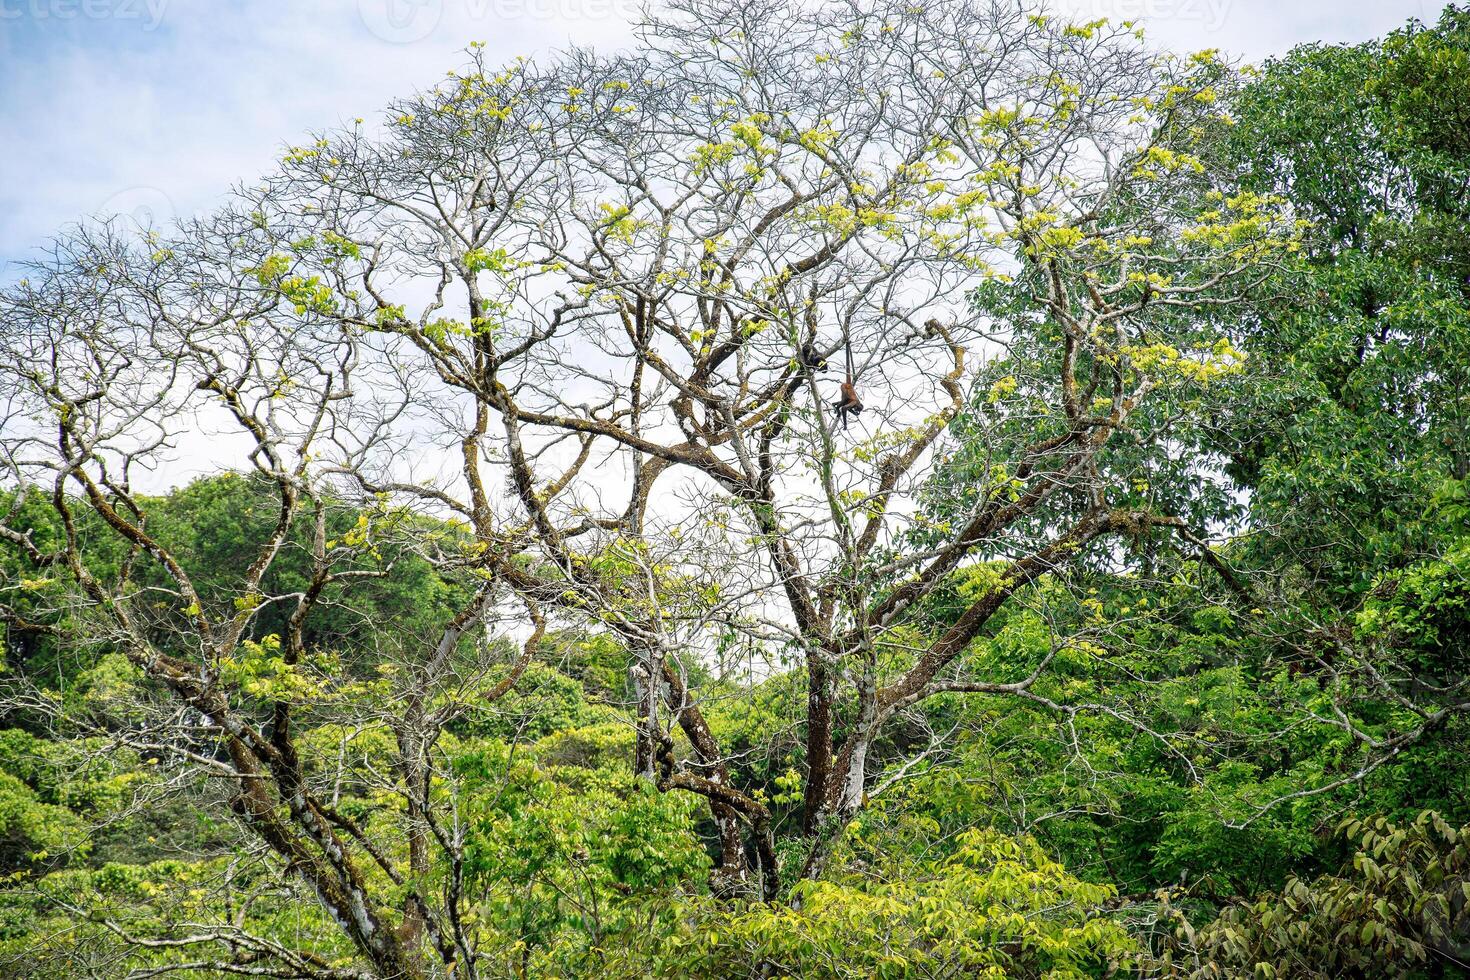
xmin=1357 ymin=508 xmax=1470 ymax=670
xmin=683 ymin=828 xmax=1136 ymax=979
xmin=0 ymin=857 xmax=353 ymax=977
xmin=455 ymin=745 xmax=710 ymax=977
xmin=452 ymin=662 xmax=610 ymax=742
xmin=1 ymin=8 xmax=1469 ymax=979
xmin=533 ymin=721 xmax=636 ymax=769
xmin=893 ymin=4 xmax=1470 ymax=917
xmin=1158 ymin=811 xmax=1470 ymax=979
xmin=0 ymin=773 xmax=88 ymax=872
xmin=1219 ymin=5 xmax=1470 ymax=598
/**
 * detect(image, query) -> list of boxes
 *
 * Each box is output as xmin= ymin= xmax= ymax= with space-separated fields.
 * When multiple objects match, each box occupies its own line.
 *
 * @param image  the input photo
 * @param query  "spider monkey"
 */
xmin=798 ymin=338 xmax=828 ymax=372
xmin=829 ymin=333 xmax=858 ymax=429
xmin=830 ymin=334 xmax=863 ymax=428
xmin=833 ymin=378 xmax=863 ymax=428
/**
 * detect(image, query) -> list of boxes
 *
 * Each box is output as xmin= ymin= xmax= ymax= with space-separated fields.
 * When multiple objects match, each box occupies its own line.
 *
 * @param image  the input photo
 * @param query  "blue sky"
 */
xmin=0 ymin=0 xmax=1443 ymax=272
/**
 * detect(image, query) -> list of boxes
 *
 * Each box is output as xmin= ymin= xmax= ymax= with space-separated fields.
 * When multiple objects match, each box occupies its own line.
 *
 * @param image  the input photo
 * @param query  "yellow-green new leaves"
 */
xmin=1132 ymin=145 xmax=1207 ymax=180
xmin=1122 ymin=337 xmax=1247 ymax=387
xmin=688 ymin=827 xmax=1137 ymax=978
xmin=219 ymin=634 xmax=340 ymax=702
xmin=247 ymin=253 xmax=339 ymax=316
xmin=597 ymin=203 xmax=647 ymax=245
xmin=463 ymin=246 xmax=520 ymax=274
xmin=1181 ymin=190 xmax=1304 ymax=257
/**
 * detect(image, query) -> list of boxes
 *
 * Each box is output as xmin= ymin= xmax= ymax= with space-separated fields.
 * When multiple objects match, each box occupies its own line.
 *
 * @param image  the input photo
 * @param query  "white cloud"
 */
xmin=0 ymin=0 xmax=637 ymax=267
xmin=0 ymin=0 xmax=1438 ymax=267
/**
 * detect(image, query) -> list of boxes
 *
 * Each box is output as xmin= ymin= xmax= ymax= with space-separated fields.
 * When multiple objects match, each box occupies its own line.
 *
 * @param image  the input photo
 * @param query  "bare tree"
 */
xmin=0 ymin=0 xmax=1303 ymax=975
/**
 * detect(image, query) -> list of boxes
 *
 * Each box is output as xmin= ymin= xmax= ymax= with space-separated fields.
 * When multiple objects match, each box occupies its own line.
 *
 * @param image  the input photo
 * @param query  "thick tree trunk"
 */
xmin=631 ymin=659 xmax=659 ymax=782
xmin=801 ymin=657 xmax=836 ymax=835
xmin=660 ymin=658 xmax=775 ymax=898
xmin=798 ymin=733 xmax=869 ymax=884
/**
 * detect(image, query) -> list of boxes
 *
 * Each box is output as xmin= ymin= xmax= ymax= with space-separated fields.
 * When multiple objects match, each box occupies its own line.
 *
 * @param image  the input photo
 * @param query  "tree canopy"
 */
xmin=0 ymin=2 xmax=1468 ymax=978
